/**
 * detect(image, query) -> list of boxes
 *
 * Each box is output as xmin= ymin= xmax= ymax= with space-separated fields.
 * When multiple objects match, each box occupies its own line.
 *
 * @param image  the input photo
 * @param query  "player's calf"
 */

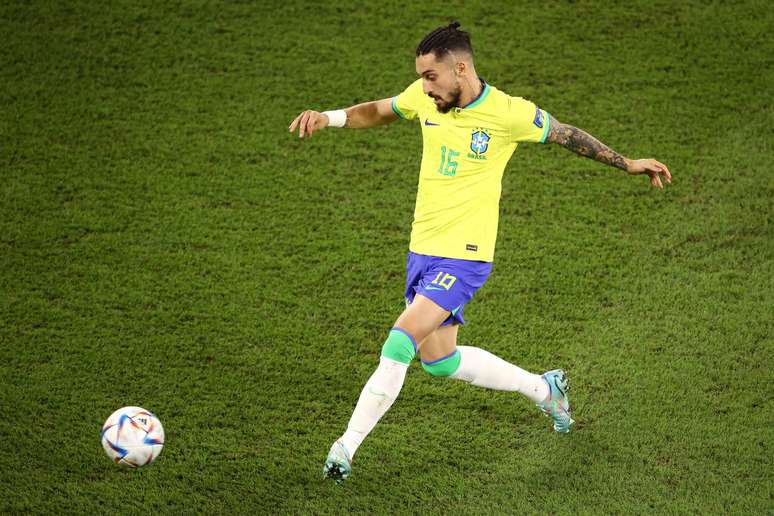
xmin=323 ymin=328 xmax=417 ymax=483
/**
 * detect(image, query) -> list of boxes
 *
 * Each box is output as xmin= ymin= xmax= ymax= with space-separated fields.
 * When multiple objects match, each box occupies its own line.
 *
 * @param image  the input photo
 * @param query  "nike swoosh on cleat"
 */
xmin=553 ymin=377 xmax=566 ymax=396
xmin=424 ymin=119 xmax=440 ymax=126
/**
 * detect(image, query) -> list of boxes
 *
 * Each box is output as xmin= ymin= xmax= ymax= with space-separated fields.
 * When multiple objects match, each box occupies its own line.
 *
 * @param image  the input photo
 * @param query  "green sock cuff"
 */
xmin=381 ymin=328 xmax=417 ymax=365
xmin=421 ymin=350 xmax=461 ymax=377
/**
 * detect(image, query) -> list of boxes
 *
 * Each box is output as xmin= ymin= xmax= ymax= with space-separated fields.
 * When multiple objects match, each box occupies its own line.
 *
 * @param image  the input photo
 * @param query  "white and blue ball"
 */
xmin=101 ymin=406 xmax=165 ymax=468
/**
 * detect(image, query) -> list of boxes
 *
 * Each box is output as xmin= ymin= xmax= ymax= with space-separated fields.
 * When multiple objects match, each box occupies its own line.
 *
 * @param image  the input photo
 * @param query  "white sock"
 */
xmin=449 ymin=345 xmax=549 ymax=403
xmin=339 ymin=356 xmax=408 ymax=459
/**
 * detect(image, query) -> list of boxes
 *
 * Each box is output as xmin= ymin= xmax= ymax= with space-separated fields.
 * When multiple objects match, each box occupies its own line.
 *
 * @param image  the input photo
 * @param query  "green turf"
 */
xmin=1 ymin=0 xmax=772 ymax=513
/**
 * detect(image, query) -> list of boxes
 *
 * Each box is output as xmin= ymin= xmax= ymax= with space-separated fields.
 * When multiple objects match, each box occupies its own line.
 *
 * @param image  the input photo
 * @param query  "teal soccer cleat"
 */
xmin=537 ymin=369 xmax=574 ymax=433
xmin=322 ymin=440 xmax=352 ymax=483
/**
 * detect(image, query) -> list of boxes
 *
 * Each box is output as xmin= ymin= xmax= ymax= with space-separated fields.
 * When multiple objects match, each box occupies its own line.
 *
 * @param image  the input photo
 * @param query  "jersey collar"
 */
xmin=460 ymin=77 xmax=490 ymax=111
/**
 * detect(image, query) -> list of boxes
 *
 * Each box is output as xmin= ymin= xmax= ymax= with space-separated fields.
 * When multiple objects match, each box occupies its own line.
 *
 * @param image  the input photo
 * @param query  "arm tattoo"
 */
xmin=546 ymin=115 xmax=628 ymax=171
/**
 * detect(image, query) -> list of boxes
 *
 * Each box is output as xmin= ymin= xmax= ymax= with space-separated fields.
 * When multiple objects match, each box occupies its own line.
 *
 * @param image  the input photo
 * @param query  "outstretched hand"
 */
xmin=626 ymin=159 xmax=672 ymax=189
xmin=288 ymin=110 xmax=329 ymax=138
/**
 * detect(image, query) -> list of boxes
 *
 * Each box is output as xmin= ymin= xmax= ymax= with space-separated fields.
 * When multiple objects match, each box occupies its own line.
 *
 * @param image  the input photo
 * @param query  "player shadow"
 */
xmin=450 ymin=390 xmax=621 ymax=482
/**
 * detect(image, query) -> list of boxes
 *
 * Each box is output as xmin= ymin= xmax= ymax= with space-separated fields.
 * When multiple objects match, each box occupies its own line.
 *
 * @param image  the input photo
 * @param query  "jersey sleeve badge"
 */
xmin=532 ymin=107 xmax=544 ymax=128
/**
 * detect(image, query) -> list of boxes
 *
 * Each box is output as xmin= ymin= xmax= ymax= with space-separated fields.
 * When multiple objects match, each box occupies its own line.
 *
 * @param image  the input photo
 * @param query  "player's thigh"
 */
xmin=418 ymin=323 xmax=458 ymax=363
xmin=393 ymin=294 xmax=450 ymax=345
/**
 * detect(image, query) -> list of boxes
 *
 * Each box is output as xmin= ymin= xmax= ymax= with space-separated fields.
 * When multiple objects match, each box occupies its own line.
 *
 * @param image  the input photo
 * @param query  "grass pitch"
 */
xmin=1 ymin=0 xmax=772 ymax=513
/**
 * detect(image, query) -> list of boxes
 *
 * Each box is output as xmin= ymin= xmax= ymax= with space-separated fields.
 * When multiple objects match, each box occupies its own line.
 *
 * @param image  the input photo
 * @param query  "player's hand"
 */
xmin=288 ymin=110 xmax=329 ymax=139
xmin=626 ymin=159 xmax=672 ymax=189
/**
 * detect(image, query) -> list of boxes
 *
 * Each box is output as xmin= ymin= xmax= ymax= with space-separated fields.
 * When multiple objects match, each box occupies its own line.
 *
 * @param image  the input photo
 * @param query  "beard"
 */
xmin=431 ymin=83 xmax=463 ymax=114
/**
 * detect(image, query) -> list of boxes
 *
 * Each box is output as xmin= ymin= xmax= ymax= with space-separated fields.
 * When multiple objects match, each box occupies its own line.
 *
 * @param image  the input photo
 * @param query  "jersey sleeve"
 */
xmin=391 ymin=79 xmax=424 ymax=121
xmin=507 ymin=96 xmax=550 ymax=144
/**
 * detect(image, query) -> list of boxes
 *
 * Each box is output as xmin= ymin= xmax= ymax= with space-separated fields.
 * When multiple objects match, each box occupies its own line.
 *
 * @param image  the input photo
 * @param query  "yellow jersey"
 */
xmin=392 ymin=78 xmax=550 ymax=262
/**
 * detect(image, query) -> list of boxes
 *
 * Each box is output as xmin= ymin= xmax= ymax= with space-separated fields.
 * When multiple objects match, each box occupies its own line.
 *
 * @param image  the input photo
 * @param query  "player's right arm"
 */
xmin=288 ymin=98 xmax=398 ymax=138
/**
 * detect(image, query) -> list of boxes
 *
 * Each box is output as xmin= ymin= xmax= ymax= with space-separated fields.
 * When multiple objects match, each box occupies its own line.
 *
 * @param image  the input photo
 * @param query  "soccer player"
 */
xmin=288 ymin=22 xmax=671 ymax=483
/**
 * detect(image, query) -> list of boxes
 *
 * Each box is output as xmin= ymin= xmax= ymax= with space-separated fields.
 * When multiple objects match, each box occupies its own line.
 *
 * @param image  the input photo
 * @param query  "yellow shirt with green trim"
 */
xmin=391 ymin=78 xmax=550 ymax=262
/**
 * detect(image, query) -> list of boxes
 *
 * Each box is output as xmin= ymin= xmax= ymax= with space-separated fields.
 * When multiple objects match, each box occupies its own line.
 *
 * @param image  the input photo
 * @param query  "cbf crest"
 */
xmin=468 ymin=128 xmax=491 ymax=160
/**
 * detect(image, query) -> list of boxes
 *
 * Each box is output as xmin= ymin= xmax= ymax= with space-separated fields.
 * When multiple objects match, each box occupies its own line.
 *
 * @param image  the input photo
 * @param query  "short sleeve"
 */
xmin=391 ymin=79 xmax=424 ymax=121
xmin=508 ymin=96 xmax=550 ymax=144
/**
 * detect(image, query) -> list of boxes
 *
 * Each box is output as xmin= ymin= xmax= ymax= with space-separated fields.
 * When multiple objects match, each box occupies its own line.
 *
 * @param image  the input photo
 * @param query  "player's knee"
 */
xmin=421 ymin=349 xmax=461 ymax=377
xmin=381 ymin=328 xmax=417 ymax=365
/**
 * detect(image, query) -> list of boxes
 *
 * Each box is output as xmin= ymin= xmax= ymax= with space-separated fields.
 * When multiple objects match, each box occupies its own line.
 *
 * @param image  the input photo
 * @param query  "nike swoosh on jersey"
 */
xmin=424 ymin=119 xmax=440 ymax=126
xmin=424 ymin=284 xmax=447 ymax=291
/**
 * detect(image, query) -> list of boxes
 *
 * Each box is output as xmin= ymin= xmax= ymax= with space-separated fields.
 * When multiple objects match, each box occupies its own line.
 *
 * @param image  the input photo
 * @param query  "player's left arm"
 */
xmin=545 ymin=115 xmax=672 ymax=189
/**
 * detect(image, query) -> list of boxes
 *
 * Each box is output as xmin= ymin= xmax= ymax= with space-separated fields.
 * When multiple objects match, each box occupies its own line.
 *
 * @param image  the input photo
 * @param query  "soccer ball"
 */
xmin=101 ymin=406 xmax=165 ymax=468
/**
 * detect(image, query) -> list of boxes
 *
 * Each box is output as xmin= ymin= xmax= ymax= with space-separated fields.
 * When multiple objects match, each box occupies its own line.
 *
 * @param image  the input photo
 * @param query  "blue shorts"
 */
xmin=404 ymin=251 xmax=493 ymax=326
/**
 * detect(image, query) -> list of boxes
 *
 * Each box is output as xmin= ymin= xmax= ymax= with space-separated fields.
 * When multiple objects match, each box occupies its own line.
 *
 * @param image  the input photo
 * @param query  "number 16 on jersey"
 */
xmin=437 ymin=145 xmax=459 ymax=177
